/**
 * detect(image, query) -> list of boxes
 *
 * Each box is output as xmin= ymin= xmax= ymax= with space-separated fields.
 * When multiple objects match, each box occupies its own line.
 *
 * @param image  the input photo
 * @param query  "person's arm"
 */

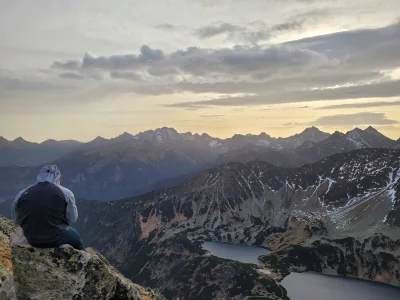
xmin=11 ymin=187 xmax=30 ymax=225
xmin=60 ymin=187 xmax=78 ymax=223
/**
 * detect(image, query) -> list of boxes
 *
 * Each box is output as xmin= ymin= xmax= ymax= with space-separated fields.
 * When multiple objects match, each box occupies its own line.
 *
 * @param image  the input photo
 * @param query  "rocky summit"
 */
xmin=0 ymin=222 xmax=164 ymax=300
xmin=11 ymin=230 xmax=164 ymax=300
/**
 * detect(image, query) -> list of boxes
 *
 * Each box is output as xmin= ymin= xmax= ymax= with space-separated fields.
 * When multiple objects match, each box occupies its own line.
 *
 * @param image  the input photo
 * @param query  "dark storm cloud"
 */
xmin=316 ymin=100 xmax=400 ymax=110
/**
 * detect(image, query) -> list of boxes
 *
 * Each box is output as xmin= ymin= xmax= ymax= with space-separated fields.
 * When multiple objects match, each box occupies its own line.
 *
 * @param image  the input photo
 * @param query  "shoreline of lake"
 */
xmin=202 ymin=240 xmax=400 ymax=300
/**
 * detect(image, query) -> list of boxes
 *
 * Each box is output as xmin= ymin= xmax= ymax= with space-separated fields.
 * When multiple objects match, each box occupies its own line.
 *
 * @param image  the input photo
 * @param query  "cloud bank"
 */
xmin=42 ymin=22 xmax=400 ymax=108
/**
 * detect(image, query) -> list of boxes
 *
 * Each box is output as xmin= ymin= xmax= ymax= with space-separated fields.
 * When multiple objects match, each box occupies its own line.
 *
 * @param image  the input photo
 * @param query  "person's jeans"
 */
xmin=56 ymin=227 xmax=85 ymax=251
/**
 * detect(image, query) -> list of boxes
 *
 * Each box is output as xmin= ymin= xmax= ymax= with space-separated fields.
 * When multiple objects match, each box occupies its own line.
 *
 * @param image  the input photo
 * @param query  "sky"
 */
xmin=1 ymin=0 xmax=400 ymax=142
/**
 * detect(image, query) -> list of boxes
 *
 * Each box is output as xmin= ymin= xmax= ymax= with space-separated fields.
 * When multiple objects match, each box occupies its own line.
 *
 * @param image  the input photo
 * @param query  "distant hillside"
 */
xmin=216 ymin=126 xmax=398 ymax=165
xmin=296 ymin=126 xmax=397 ymax=161
xmin=0 ymin=137 xmax=81 ymax=166
xmin=216 ymin=144 xmax=311 ymax=167
xmin=0 ymin=138 xmax=215 ymax=201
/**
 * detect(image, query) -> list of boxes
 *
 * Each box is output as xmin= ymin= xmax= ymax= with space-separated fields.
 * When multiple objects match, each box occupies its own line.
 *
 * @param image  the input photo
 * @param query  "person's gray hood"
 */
xmin=37 ymin=165 xmax=61 ymax=185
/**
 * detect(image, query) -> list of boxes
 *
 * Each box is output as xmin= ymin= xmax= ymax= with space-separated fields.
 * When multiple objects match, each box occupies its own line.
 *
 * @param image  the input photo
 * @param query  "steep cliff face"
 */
xmin=10 ymin=231 xmax=165 ymax=300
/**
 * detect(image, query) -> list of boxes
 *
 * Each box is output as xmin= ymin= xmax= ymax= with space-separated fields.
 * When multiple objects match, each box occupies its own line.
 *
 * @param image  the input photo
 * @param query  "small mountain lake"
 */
xmin=202 ymin=241 xmax=400 ymax=300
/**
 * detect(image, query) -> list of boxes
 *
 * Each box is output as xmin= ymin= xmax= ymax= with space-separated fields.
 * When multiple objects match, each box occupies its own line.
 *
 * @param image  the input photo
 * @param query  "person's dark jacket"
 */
xmin=11 ymin=165 xmax=78 ymax=246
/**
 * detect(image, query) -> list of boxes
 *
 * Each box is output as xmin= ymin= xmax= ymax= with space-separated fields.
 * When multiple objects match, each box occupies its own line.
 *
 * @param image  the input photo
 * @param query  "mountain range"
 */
xmin=0 ymin=137 xmax=82 ymax=166
xmin=0 ymin=126 xmax=329 ymax=166
xmin=0 ymin=126 xmax=399 ymax=201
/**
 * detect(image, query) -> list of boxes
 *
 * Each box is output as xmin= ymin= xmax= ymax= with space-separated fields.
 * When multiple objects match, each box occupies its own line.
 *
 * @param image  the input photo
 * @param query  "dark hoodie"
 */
xmin=11 ymin=165 xmax=78 ymax=246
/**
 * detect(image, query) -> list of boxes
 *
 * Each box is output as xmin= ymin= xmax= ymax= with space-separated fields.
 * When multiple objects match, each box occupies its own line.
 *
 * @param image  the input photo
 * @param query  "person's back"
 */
xmin=11 ymin=165 xmax=85 ymax=251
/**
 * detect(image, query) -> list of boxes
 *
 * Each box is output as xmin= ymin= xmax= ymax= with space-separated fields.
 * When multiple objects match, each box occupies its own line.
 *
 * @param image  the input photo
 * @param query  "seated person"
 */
xmin=11 ymin=165 xmax=85 ymax=251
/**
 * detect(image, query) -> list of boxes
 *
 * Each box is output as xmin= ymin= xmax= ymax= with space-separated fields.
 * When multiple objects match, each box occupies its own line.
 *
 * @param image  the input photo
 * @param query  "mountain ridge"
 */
xmin=2 ymin=126 xmax=396 ymax=168
xmin=1 ymin=126 xmax=399 ymax=201
xmin=3 ymin=125 xmax=397 ymax=145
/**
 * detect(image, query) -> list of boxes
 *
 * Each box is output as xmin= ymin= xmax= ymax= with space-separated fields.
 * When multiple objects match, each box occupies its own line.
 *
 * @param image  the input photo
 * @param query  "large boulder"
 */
xmin=11 ymin=230 xmax=165 ymax=300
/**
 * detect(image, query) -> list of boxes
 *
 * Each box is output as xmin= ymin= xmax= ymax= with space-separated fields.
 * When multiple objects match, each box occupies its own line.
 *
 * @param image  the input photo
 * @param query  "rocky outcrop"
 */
xmin=0 ymin=217 xmax=17 ymax=300
xmin=11 ymin=230 xmax=164 ymax=300
xmin=265 ymin=218 xmax=327 ymax=252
